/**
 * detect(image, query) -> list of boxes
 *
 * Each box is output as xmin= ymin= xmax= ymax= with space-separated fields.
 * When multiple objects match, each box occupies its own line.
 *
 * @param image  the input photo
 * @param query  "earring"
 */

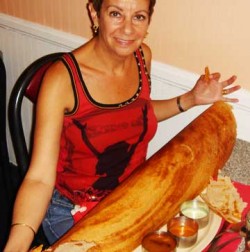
xmin=144 ymin=32 xmax=149 ymax=38
xmin=93 ymin=25 xmax=99 ymax=35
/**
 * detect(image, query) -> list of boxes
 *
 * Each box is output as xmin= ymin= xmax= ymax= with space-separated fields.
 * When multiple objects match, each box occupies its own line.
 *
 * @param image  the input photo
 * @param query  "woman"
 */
xmin=4 ymin=0 xmax=240 ymax=251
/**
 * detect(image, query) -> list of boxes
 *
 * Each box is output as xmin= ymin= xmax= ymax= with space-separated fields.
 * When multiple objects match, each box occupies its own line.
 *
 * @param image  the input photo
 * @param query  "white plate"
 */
xmin=134 ymin=210 xmax=222 ymax=252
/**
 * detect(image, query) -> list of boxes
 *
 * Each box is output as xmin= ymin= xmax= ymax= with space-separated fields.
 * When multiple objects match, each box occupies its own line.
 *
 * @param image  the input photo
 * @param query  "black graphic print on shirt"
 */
xmin=72 ymin=105 xmax=148 ymax=195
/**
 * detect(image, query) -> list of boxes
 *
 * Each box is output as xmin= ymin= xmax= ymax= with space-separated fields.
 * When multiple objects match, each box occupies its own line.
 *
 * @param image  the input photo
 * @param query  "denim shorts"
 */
xmin=42 ymin=189 xmax=74 ymax=244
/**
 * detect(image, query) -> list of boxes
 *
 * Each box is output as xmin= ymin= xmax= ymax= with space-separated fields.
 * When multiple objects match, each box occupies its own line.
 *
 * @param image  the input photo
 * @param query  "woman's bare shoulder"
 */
xmin=38 ymin=59 xmax=74 ymax=112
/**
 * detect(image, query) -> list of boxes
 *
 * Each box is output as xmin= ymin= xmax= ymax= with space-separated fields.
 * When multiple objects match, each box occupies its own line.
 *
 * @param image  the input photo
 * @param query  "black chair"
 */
xmin=0 ymin=52 xmax=13 ymax=251
xmin=8 ymin=52 xmax=65 ymax=177
xmin=8 ymin=52 xmax=65 ymax=247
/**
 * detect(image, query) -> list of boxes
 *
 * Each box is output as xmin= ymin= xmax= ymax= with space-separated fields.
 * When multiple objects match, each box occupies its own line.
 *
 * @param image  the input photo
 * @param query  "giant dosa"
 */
xmin=40 ymin=101 xmax=237 ymax=252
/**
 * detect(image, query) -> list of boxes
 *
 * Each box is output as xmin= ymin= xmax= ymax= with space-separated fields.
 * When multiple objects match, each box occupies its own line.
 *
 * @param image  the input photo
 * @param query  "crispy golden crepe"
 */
xmin=36 ymin=101 xmax=237 ymax=252
xmin=205 ymin=66 xmax=210 ymax=81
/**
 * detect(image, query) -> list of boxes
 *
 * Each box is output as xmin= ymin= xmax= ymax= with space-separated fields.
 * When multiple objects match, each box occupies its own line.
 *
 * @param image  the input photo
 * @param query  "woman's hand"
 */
xmin=149 ymin=68 xmax=241 ymax=122
xmin=191 ymin=69 xmax=241 ymax=106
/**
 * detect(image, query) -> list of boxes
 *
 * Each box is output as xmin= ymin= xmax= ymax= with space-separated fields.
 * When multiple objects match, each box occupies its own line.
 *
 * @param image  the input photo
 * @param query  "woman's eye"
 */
xmin=109 ymin=11 xmax=121 ymax=18
xmin=134 ymin=14 xmax=147 ymax=21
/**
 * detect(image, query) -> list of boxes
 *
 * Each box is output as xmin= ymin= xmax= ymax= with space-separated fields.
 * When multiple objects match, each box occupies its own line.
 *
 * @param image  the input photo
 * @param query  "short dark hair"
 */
xmin=90 ymin=0 xmax=156 ymax=19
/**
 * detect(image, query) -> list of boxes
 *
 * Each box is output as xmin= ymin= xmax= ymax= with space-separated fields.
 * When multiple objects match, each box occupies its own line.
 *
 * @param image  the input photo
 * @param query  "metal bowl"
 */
xmin=167 ymin=216 xmax=198 ymax=248
xmin=180 ymin=199 xmax=210 ymax=229
xmin=141 ymin=231 xmax=177 ymax=252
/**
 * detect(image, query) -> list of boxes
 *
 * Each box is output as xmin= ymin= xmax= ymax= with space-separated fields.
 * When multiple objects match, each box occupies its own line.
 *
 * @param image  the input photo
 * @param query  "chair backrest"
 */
xmin=8 ymin=52 xmax=65 ymax=178
xmin=0 ymin=52 xmax=12 ymax=251
xmin=0 ymin=52 xmax=14 ymax=197
xmin=0 ymin=52 xmax=9 ymax=174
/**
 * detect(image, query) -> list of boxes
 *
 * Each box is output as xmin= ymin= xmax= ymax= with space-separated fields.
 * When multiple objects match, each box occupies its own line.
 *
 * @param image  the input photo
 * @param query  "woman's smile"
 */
xmin=115 ymin=37 xmax=135 ymax=46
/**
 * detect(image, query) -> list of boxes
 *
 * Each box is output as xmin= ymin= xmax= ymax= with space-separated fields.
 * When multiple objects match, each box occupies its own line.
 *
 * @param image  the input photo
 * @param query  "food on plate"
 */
xmin=200 ymin=175 xmax=247 ymax=223
xmin=30 ymin=242 xmax=96 ymax=252
xmin=167 ymin=216 xmax=198 ymax=248
xmin=141 ymin=231 xmax=177 ymax=252
xmin=29 ymin=245 xmax=43 ymax=252
xmin=204 ymin=66 xmax=210 ymax=81
xmin=35 ymin=101 xmax=236 ymax=252
xmin=180 ymin=199 xmax=210 ymax=228
xmin=36 ymin=242 xmax=96 ymax=252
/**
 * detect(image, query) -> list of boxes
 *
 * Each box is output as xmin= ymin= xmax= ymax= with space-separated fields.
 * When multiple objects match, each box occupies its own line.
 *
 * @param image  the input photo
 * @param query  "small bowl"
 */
xmin=167 ymin=216 xmax=198 ymax=248
xmin=180 ymin=199 xmax=210 ymax=229
xmin=141 ymin=231 xmax=177 ymax=252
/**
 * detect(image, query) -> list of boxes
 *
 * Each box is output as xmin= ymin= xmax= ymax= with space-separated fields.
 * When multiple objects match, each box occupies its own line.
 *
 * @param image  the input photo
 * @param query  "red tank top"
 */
xmin=55 ymin=47 xmax=157 ymax=205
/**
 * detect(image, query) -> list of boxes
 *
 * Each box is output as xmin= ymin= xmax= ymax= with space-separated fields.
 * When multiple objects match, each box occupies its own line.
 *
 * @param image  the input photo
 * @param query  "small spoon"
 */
xmin=207 ymin=221 xmax=244 ymax=252
xmin=208 ymin=236 xmax=242 ymax=252
xmin=214 ymin=221 xmax=245 ymax=239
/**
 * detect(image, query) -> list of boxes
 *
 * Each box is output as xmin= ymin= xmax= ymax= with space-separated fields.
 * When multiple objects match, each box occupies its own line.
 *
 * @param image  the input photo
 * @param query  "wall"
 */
xmin=1 ymin=14 xmax=250 ymax=163
xmin=1 ymin=0 xmax=250 ymax=91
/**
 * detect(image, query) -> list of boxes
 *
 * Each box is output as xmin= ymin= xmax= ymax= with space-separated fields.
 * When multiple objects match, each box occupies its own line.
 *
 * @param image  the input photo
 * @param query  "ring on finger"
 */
xmin=222 ymin=89 xmax=228 ymax=95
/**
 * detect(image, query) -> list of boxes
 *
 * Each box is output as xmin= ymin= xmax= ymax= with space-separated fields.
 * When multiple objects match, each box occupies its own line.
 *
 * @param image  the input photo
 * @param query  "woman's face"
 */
xmin=94 ymin=0 xmax=150 ymax=58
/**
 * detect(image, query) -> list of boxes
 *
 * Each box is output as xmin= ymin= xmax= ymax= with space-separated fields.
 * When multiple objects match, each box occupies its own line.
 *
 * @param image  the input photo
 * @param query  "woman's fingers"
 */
xmin=221 ymin=75 xmax=237 ymax=87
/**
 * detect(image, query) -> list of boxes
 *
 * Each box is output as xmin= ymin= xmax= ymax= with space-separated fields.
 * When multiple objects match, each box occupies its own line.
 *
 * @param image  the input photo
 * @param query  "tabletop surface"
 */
xmin=222 ymin=138 xmax=250 ymax=185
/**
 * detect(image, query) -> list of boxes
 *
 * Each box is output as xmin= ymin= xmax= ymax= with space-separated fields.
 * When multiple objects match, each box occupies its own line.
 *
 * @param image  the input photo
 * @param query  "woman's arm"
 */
xmin=141 ymin=44 xmax=240 ymax=122
xmin=151 ymin=71 xmax=240 ymax=122
xmin=4 ymin=61 xmax=74 ymax=252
